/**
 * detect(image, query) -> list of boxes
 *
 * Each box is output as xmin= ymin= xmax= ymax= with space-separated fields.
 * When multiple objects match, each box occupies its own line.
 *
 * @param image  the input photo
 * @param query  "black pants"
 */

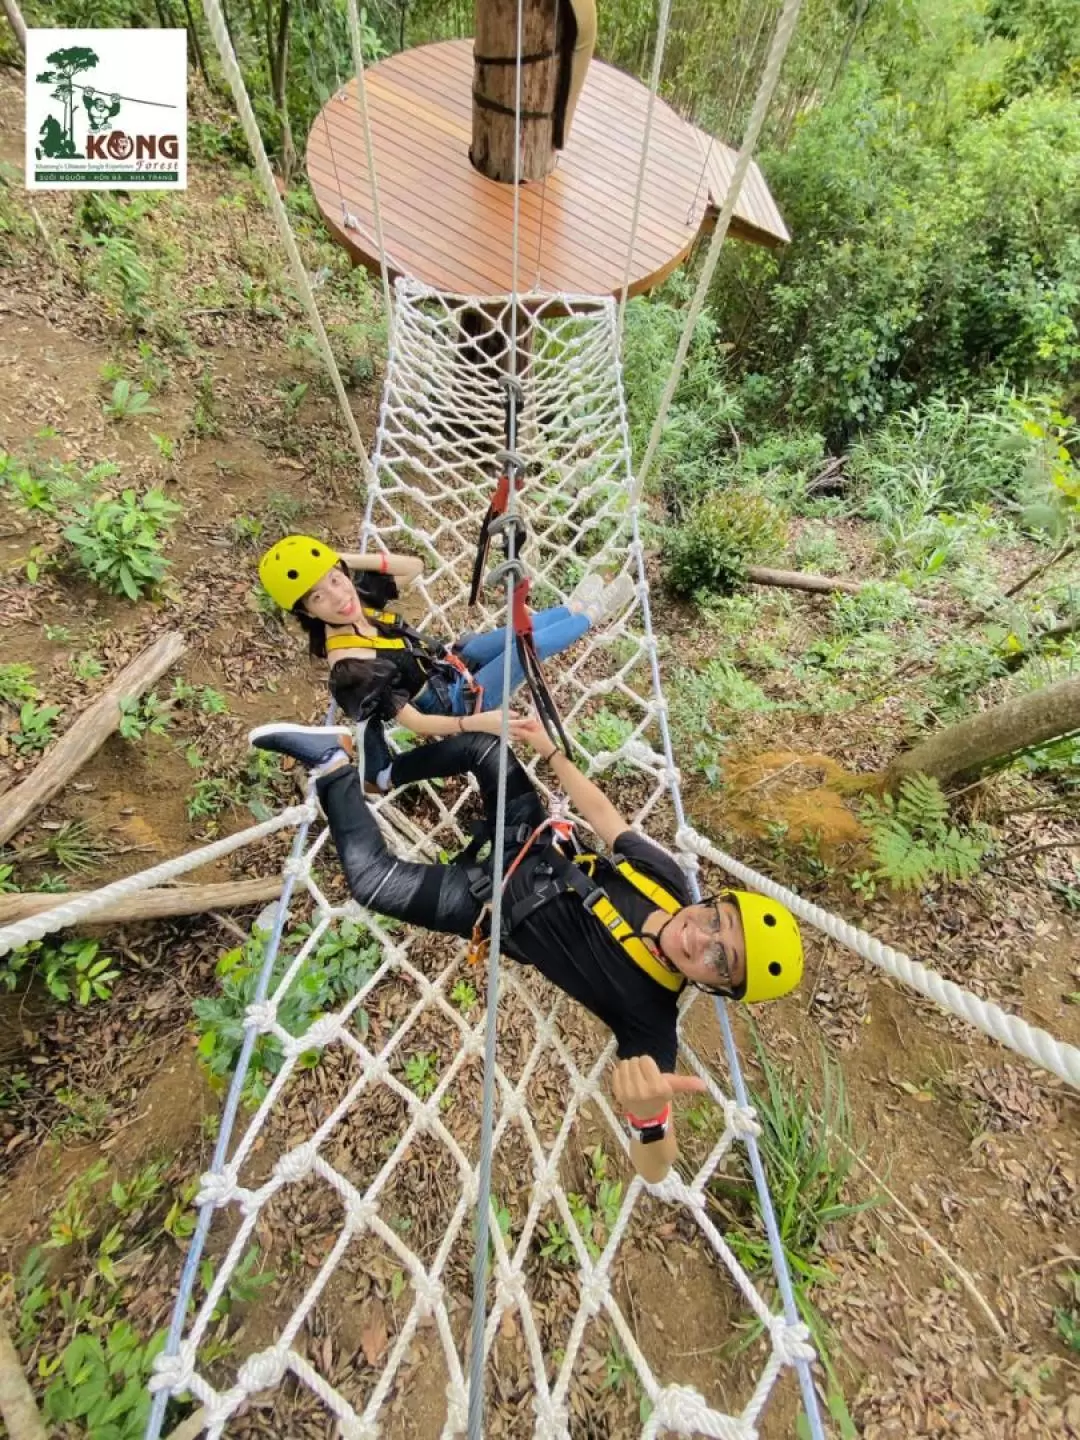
xmin=316 ymin=734 xmax=547 ymax=938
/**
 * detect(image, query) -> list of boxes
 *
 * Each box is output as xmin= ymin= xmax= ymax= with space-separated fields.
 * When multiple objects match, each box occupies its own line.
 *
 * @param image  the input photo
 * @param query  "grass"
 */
xmin=705 ymin=1033 xmax=873 ymax=1437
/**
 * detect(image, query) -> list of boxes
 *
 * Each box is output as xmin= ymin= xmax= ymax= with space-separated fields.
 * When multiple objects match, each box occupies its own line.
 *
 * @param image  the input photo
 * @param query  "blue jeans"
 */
xmin=415 ymin=605 xmax=590 ymax=716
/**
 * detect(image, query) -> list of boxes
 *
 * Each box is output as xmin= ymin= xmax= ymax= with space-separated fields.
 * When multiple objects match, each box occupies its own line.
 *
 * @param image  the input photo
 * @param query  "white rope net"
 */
xmin=141 ymin=279 xmax=816 ymax=1437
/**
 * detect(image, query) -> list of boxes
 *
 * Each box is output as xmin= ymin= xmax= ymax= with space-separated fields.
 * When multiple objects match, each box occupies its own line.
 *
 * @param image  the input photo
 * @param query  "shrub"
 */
xmin=0 ymin=662 xmax=38 ymax=707
xmin=663 ymin=491 xmax=786 ymax=597
xmin=63 ymin=488 xmax=180 ymax=599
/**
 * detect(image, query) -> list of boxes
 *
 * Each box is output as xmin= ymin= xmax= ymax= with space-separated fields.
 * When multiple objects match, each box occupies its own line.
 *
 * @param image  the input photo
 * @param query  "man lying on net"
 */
xmin=248 ymin=717 xmax=804 ymax=1184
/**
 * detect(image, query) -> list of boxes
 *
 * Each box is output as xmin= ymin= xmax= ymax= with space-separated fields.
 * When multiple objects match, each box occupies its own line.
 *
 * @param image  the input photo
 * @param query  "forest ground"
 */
xmin=1 ymin=67 xmax=1078 ymax=1440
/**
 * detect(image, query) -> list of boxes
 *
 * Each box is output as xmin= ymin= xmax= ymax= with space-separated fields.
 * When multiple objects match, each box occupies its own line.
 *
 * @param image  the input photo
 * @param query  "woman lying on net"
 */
xmin=258 ymin=534 xmax=633 ymax=787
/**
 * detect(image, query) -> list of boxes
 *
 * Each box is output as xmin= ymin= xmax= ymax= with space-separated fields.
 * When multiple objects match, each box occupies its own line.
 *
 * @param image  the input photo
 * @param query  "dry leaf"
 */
xmin=360 ymin=1301 xmax=389 ymax=1367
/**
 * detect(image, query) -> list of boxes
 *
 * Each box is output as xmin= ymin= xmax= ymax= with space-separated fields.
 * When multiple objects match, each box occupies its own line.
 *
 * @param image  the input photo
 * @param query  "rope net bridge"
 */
xmin=162 ymin=279 xmax=819 ymax=1438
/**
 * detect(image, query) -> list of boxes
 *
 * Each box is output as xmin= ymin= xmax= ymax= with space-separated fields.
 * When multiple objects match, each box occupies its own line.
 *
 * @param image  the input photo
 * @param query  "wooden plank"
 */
xmin=309 ymin=122 xmax=689 ymax=282
xmin=306 ymin=37 xmax=787 ymax=297
xmin=309 ymin=128 xmax=689 ymax=277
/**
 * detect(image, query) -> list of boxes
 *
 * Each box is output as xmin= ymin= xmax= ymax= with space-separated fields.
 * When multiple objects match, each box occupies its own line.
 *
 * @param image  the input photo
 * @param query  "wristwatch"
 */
xmin=626 ymin=1103 xmax=671 ymax=1146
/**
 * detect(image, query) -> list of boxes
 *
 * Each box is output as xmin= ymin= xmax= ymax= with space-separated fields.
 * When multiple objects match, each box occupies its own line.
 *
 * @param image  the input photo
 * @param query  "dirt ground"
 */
xmin=1 ymin=62 xmax=1079 ymax=1440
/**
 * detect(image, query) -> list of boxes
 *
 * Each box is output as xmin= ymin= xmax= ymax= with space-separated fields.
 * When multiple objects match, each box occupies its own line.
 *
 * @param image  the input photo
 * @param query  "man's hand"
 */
xmin=513 ymin=715 xmax=557 ymax=757
xmin=613 ymin=1055 xmax=706 ymax=1120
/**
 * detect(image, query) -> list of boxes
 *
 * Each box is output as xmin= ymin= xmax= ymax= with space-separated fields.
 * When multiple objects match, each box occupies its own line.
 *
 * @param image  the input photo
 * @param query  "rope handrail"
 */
xmin=199 ymin=0 xmax=379 ymax=491
xmin=677 ymin=824 xmax=1080 ymax=1091
xmin=629 ymin=0 xmax=803 ymax=505
xmin=0 ymin=804 xmax=313 ymax=957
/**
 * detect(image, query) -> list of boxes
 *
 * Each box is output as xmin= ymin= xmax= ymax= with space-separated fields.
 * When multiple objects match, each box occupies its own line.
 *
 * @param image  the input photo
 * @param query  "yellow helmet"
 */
xmin=258 ymin=535 xmax=341 ymax=610
xmin=726 ymin=889 xmax=804 ymax=1003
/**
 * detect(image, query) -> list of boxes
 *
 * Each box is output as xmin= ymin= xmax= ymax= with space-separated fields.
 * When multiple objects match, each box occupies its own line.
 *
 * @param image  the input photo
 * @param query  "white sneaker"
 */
xmin=568 ymin=572 xmax=605 ymax=613
xmin=584 ymin=572 xmax=636 ymax=625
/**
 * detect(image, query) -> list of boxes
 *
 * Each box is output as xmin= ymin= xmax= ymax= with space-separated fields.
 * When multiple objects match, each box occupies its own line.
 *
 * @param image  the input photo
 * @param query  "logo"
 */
xmin=26 ymin=29 xmax=187 ymax=190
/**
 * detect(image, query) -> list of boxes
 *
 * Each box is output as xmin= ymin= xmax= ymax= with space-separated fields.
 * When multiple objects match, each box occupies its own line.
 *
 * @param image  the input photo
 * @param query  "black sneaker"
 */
xmin=248 ymin=723 xmax=355 ymax=775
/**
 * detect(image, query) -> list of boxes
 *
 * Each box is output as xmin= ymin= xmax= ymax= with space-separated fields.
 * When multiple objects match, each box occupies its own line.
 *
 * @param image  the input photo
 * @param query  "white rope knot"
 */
xmin=501 ymin=1090 xmax=525 ymax=1121
xmin=149 ymin=1342 xmax=196 ymax=1394
xmin=283 ymin=856 xmax=309 ymax=879
xmin=496 ymin=1269 xmax=527 ymax=1310
xmin=532 ymin=1393 xmax=569 ymax=1435
xmin=275 ymin=1142 xmax=318 ymax=1184
xmin=444 ymin=1387 xmax=469 ymax=1434
xmin=197 ymin=1166 xmax=239 ymax=1208
xmin=461 ymin=1029 xmax=485 ymax=1058
xmin=676 ymin=850 xmax=701 ymax=876
xmin=651 ymin=1384 xmax=745 ymax=1438
xmin=340 ymin=1417 xmax=379 ymax=1440
xmin=412 ymin=1271 xmax=443 ymax=1315
xmin=346 ymin=1194 xmax=378 ymax=1227
xmin=579 ymin=1269 xmax=608 ymax=1316
xmin=243 ymin=1000 xmax=276 ymax=1032
xmin=769 ymin=1317 xmax=815 ymax=1367
xmin=237 ymin=1346 xmax=289 ymax=1393
xmin=283 ymin=1014 xmax=340 ymax=1054
xmin=723 ymin=1100 xmax=761 ymax=1139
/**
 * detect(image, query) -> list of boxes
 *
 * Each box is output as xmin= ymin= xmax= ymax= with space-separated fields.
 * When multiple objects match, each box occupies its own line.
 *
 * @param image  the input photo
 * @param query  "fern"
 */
xmin=861 ymin=774 xmax=990 ymax=891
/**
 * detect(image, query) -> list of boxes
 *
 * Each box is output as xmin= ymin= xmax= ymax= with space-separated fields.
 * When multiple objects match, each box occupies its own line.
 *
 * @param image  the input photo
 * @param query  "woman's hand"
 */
xmin=466 ymin=710 xmax=534 ymax=743
xmin=511 ymin=716 xmax=559 ymax=757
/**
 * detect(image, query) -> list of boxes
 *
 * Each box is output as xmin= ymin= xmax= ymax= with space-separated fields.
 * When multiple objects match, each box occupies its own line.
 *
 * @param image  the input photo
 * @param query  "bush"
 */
xmin=848 ymin=392 xmax=1041 ymax=513
xmin=861 ymin=773 xmax=992 ymax=890
xmin=64 ymin=489 xmax=181 ymax=599
xmin=713 ymin=68 xmax=1080 ymax=441
xmin=663 ymin=491 xmax=786 ymax=598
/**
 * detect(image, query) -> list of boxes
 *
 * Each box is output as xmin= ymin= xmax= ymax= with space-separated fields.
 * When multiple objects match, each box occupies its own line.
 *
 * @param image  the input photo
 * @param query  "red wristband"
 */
xmin=379 ymin=552 xmax=389 ymax=574
xmin=625 ymin=1103 xmax=671 ymax=1130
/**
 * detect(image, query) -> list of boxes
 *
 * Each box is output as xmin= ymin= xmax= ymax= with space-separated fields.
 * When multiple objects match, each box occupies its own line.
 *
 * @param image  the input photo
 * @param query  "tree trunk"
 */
xmin=181 ymin=0 xmax=209 ymax=85
xmin=472 ymin=0 xmax=562 ymax=182
xmin=745 ymin=565 xmax=934 ymax=609
xmin=886 ymin=675 xmax=1080 ymax=790
xmin=268 ymin=0 xmax=297 ymax=182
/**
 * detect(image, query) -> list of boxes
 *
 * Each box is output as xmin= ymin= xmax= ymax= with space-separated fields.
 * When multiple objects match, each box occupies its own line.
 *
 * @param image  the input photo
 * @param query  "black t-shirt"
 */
xmin=503 ymin=829 xmax=691 ymax=1071
xmin=328 ymin=579 xmax=447 ymax=724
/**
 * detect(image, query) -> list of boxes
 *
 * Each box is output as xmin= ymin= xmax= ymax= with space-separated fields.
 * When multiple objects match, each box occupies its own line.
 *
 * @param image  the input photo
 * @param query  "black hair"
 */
xmin=292 ymin=561 xmax=400 ymax=660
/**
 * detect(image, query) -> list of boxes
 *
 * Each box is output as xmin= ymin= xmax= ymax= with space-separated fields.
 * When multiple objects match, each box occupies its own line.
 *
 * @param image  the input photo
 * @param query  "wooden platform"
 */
xmin=306 ymin=39 xmax=788 ymax=299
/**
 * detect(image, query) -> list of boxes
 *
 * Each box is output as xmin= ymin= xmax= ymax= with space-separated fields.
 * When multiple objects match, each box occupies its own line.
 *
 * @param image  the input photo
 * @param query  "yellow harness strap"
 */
xmin=574 ymin=853 xmax=685 ymax=993
xmin=326 ymin=632 xmax=408 ymax=652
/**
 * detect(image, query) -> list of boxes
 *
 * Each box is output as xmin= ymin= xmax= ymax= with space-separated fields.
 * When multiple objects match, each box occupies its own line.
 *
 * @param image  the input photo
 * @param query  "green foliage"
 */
xmin=193 ymin=920 xmax=380 ymax=1103
xmin=64 ymin=488 xmax=181 ymax=599
xmin=862 ymin=773 xmax=992 ymax=890
xmin=710 ymin=1037 xmax=871 ymax=1430
xmin=0 ymin=662 xmax=39 ymax=706
xmin=4 ymin=936 xmax=120 ymax=1004
xmin=118 ymin=692 xmax=173 ymax=741
xmin=829 ymin=582 xmax=918 ymax=635
xmin=404 ymin=1050 xmax=439 ymax=1099
xmin=793 ymin=523 xmax=844 ymax=574
xmin=1054 ymin=1270 xmax=1080 ymax=1353
xmin=11 ymin=700 xmax=62 ymax=754
xmin=848 ymin=392 xmax=1038 ymax=514
xmin=71 ymin=651 xmax=106 ymax=682
xmin=716 ymin=66 xmax=1080 ymax=441
xmin=43 ymin=1322 xmax=167 ymax=1438
xmin=663 ymin=490 xmax=786 ymax=598
xmin=103 ymin=378 xmax=157 ymax=421
xmin=575 ymin=707 xmax=636 ymax=760
xmin=450 ymin=978 xmax=477 ymax=1012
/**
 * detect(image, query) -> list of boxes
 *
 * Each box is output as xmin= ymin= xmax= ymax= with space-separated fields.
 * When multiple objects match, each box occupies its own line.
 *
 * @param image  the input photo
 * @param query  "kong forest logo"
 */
xmin=26 ymin=29 xmax=187 ymax=190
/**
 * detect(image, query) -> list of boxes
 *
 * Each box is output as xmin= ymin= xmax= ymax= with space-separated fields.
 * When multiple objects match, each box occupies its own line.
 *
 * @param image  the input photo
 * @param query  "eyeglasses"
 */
xmin=680 ymin=893 xmax=743 ymax=996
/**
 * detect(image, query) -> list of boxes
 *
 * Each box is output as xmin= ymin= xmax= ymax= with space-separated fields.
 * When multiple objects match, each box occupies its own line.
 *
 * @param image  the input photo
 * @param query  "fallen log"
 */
xmin=0 ymin=632 xmax=186 ymax=847
xmin=0 ymin=1317 xmax=47 ymax=1440
xmin=745 ymin=565 xmax=936 ymax=610
xmin=0 ymin=876 xmax=282 ymax=927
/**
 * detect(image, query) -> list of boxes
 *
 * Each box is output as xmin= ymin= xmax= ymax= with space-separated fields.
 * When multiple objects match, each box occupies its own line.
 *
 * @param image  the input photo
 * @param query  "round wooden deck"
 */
xmin=306 ymin=39 xmax=786 ymax=300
